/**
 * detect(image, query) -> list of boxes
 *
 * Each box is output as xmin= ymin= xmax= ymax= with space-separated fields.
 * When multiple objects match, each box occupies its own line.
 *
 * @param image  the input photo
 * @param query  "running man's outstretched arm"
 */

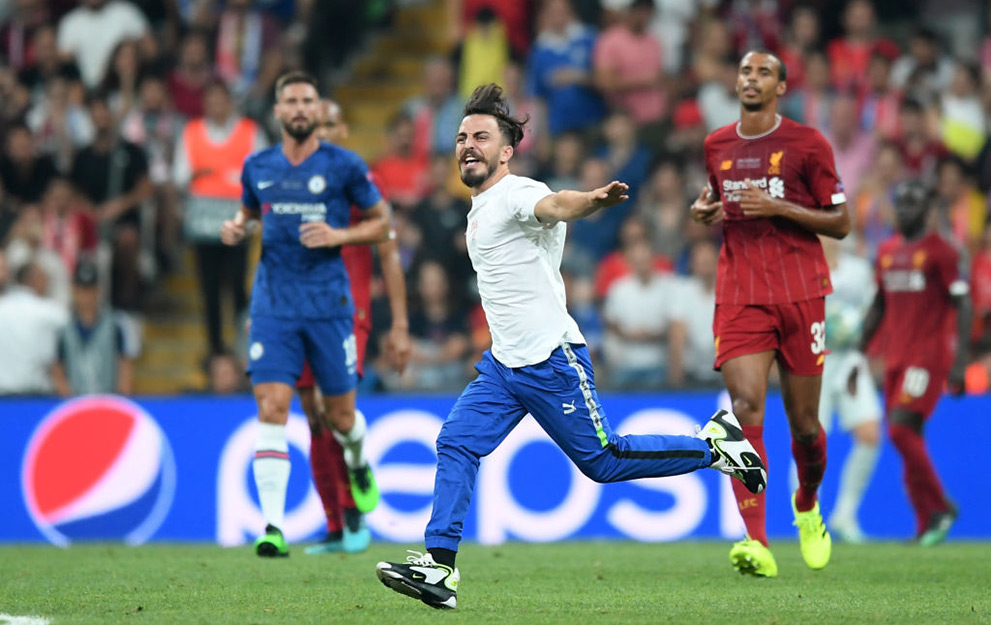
xmin=534 ymin=180 xmax=630 ymax=224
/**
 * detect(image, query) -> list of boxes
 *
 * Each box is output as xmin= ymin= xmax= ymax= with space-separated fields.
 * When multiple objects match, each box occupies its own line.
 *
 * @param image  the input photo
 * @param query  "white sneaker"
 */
xmin=697 ymin=410 xmax=767 ymax=494
xmin=376 ymin=551 xmax=459 ymax=609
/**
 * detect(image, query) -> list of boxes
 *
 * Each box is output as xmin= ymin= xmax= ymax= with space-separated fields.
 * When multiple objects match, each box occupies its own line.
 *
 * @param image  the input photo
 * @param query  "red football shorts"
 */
xmin=713 ymin=298 xmax=826 ymax=376
xmin=296 ymin=319 xmax=371 ymax=389
xmin=883 ymin=362 xmax=950 ymax=418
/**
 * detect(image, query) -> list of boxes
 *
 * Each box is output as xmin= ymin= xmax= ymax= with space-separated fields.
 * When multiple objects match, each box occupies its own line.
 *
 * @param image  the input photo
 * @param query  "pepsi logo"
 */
xmin=21 ymin=396 xmax=176 ymax=546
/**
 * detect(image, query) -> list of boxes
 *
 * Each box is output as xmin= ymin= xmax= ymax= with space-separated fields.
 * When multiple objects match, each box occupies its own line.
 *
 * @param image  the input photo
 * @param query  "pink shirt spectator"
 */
xmin=593 ymin=26 xmax=666 ymax=125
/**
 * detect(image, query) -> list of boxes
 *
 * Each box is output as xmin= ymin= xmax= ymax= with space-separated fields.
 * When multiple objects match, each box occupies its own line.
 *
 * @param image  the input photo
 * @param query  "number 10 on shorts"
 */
xmin=344 ymin=333 xmax=358 ymax=372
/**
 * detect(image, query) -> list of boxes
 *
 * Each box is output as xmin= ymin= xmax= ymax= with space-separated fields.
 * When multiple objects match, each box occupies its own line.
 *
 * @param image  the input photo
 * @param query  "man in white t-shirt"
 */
xmin=57 ymin=0 xmax=149 ymax=88
xmin=669 ymin=239 xmax=722 ymax=387
xmin=374 ymin=83 xmax=767 ymax=610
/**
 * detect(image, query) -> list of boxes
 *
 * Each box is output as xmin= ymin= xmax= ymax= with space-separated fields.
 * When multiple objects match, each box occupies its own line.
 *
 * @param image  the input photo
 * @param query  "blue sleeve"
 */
xmin=526 ymin=49 xmax=546 ymax=99
xmin=241 ymin=156 xmax=259 ymax=210
xmin=346 ymin=153 xmax=382 ymax=210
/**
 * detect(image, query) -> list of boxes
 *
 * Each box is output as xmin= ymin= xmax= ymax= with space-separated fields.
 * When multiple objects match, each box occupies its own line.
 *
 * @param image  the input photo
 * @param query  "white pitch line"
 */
xmin=0 ymin=615 xmax=52 ymax=625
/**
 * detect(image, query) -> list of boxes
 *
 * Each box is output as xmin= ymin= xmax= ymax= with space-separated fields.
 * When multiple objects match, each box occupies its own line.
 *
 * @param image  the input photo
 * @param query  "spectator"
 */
xmin=98 ymin=39 xmax=144 ymax=116
xmin=724 ymin=0 xmax=781 ymax=56
xmin=643 ymin=0 xmax=718 ymax=75
xmin=0 ymin=257 xmax=68 ymax=395
xmin=385 ymin=259 xmax=470 ymax=391
xmin=404 ymin=56 xmax=463 ymax=158
xmin=596 ymin=109 xmax=651 ymax=205
xmin=448 ymin=0 xmax=533 ymax=59
xmin=935 ymin=156 xmax=986 ymax=255
xmin=777 ymin=6 xmax=821 ymax=90
xmin=826 ymin=0 xmax=899 ymax=92
xmin=562 ymin=267 xmax=603 ymax=361
xmin=542 ymin=132 xmax=585 ymax=192
xmin=0 ymin=65 xmax=32 ymax=132
xmin=668 ymin=239 xmax=720 ymax=388
xmin=938 ymin=62 xmax=985 ymax=162
xmin=34 ymin=176 xmax=98 ymax=276
xmin=859 ymin=51 xmax=901 ymax=139
xmin=971 ymin=225 xmax=991 ymax=351
xmin=56 ymin=0 xmax=150 ymax=89
xmin=890 ymin=28 xmax=956 ymax=101
xmin=456 ymin=7 xmax=510 ymax=102
xmin=70 ymin=91 xmax=153 ymax=312
xmin=526 ymin=0 xmax=604 ymax=136
xmin=2 ymin=0 xmax=50 ymax=71
xmin=214 ymin=0 xmax=284 ymax=110
xmin=827 ymin=91 xmax=877 ymax=200
xmin=594 ymin=214 xmax=672 ymax=300
xmin=51 ymin=258 xmax=134 ymax=396
xmin=0 ymin=122 xmax=58 ymax=205
xmin=564 ymin=157 xmax=619 ymax=270
xmin=601 ymin=236 xmax=675 ymax=389
xmin=26 ymin=75 xmax=94 ymax=171
xmin=782 ymin=49 xmax=834 ymax=130
xmin=173 ymin=79 xmax=265 ymax=357
xmin=168 ymin=30 xmax=213 ymax=119
xmin=698 ymin=59 xmax=740 ymax=131
xmin=409 ymin=153 xmax=472 ymax=290
xmin=637 ymin=160 xmax=689 ymax=262
xmin=593 ymin=0 xmax=668 ymax=127
xmin=852 ymin=141 xmax=902 ymax=257
xmin=16 ymin=24 xmax=83 ymax=101
xmin=501 ymin=59 xmax=546 ymax=162
xmin=895 ymin=97 xmax=947 ymax=179
xmin=690 ymin=18 xmax=733 ymax=86
xmin=5 ymin=204 xmax=72 ymax=306
xmin=372 ymin=112 xmax=430 ymax=212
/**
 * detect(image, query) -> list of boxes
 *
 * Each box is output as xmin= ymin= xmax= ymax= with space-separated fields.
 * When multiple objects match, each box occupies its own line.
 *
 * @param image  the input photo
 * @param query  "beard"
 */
xmin=460 ymin=156 xmax=497 ymax=188
xmin=741 ymin=99 xmax=765 ymax=112
xmin=283 ymin=118 xmax=316 ymax=141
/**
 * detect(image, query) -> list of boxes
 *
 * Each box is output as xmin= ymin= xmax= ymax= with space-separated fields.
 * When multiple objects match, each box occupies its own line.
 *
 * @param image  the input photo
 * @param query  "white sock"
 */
xmin=253 ymin=422 xmax=291 ymax=530
xmin=832 ymin=441 xmax=880 ymax=524
xmin=332 ymin=408 xmax=367 ymax=470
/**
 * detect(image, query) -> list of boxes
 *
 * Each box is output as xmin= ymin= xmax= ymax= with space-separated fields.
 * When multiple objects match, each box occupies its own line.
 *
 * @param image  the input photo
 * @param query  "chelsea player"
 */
xmin=220 ymin=71 xmax=391 ymax=557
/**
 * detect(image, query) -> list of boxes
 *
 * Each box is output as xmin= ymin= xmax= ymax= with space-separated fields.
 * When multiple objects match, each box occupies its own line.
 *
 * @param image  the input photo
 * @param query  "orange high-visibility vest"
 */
xmin=184 ymin=117 xmax=257 ymax=199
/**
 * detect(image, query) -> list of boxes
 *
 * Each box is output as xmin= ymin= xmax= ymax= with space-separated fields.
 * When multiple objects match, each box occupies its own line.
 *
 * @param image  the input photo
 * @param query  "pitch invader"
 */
xmin=220 ymin=71 xmax=391 ymax=557
xmin=692 ymin=49 xmax=852 ymax=577
xmin=375 ymin=83 xmax=767 ymax=610
xmin=859 ymin=180 xmax=971 ymax=546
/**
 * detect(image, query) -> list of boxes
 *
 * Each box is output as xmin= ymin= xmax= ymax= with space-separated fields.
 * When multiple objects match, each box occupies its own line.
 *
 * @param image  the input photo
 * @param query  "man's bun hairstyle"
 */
xmin=463 ymin=83 xmax=528 ymax=149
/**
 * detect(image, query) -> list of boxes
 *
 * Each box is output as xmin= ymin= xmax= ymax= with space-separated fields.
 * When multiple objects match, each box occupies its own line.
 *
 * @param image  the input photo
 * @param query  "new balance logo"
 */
xmin=562 ymin=401 xmax=576 ymax=415
xmin=409 ymin=566 xmax=449 ymax=585
xmin=258 ymin=180 xmax=275 ymax=189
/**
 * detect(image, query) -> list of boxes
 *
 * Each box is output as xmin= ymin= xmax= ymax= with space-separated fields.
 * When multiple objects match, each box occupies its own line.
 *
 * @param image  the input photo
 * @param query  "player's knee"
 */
xmin=256 ymin=394 xmax=291 ymax=424
xmin=730 ymin=394 xmax=763 ymax=423
xmin=854 ymin=421 xmax=882 ymax=446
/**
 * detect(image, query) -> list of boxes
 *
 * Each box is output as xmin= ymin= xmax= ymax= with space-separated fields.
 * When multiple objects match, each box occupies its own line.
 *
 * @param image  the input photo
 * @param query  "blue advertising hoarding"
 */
xmin=1 ymin=392 xmax=986 ymax=546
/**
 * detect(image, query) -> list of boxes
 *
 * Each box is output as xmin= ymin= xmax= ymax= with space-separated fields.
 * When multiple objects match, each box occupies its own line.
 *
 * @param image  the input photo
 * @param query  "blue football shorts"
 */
xmin=246 ymin=315 xmax=357 ymax=396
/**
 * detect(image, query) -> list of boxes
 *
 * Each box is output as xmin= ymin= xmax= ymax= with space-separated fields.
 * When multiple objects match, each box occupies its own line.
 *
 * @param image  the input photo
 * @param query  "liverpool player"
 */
xmin=302 ymin=99 xmax=411 ymax=554
xmin=859 ymin=180 xmax=971 ymax=546
xmin=691 ymin=49 xmax=851 ymax=577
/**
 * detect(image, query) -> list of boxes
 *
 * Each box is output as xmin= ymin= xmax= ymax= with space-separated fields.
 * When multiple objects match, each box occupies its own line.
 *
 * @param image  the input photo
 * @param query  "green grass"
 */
xmin=1 ymin=541 xmax=989 ymax=624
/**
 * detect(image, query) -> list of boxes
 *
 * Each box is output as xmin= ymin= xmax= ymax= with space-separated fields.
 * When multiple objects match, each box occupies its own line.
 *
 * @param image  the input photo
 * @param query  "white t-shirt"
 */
xmin=0 ymin=287 xmax=69 ymax=394
xmin=57 ymin=1 xmax=149 ymax=88
xmin=465 ymin=174 xmax=584 ymax=367
xmin=669 ymin=276 xmax=720 ymax=382
xmin=602 ymin=273 xmax=676 ymax=370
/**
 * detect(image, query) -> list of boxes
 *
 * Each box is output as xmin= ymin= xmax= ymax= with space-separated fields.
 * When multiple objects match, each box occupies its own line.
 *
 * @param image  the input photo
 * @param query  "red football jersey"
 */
xmin=875 ymin=231 xmax=961 ymax=369
xmin=705 ymin=116 xmax=845 ymax=305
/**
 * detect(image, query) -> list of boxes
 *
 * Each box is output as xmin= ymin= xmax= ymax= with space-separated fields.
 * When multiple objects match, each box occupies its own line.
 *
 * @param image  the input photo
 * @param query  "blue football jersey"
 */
xmin=241 ymin=141 xmax=382 ymax=319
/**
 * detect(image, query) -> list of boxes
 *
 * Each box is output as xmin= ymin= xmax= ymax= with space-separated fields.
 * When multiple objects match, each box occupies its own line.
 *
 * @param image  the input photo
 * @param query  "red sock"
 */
xmin=732 ymin=425 xmax=768 ymax=546
xmin=329 ymin=436 xmax=357 ymax=510
xmin=310 ymin=429 xmax=344 ymax=533
xmin=792 ymin=426 xmax=827 ymax=512
xmin=889 ymin=423 xmax=946 ymax=536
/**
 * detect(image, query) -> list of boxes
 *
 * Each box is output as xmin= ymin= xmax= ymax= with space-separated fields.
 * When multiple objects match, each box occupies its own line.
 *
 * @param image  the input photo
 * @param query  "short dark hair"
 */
xmin=274 ymin=70 xmax=318 ymax=99
xmin=744 ymin=48 xmax=788 ymax=82
xmin=463 ymin=83 xmax=528 ymax=149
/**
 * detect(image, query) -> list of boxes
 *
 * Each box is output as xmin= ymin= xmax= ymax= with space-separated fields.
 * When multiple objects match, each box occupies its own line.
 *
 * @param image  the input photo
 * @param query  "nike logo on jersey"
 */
xmin=410 ymin=566 xmax=449 ymax=585
xmin=258 ymin=180 xmax=275 ymax=189
xmin=562 ymin=401 xmax=576 ymax=415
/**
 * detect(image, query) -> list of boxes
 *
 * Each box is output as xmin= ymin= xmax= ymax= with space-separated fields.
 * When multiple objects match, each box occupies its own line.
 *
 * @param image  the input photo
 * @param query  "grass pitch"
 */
xmin=1 ymin=541 xmax=988 ymax=624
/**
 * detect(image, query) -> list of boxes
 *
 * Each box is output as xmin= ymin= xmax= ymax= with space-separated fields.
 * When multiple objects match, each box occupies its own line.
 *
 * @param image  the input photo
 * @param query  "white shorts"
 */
xmin=818 ymin=350 xmax=882 ymax=433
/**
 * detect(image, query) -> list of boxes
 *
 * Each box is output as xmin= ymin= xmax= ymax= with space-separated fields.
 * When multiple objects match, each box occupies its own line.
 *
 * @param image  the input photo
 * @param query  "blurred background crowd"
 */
xmin=0 ymin=0 xmax=990 ymax=397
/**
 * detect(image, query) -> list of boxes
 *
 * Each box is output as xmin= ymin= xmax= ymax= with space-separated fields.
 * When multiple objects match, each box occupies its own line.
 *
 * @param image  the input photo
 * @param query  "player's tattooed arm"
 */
xmin=738 ymin=178 xmax=851 ymax=238
xmin=535 ymin=180 xmax=630 ymax=223
xmin=300 ymin=199 xmax=391 ymax=248
xmin=690 ymin=186 xmax=724 ymax=226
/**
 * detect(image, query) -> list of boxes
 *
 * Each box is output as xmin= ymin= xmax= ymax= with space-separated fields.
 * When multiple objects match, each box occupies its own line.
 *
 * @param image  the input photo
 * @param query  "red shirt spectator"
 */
xmin=826 ymin=0 xmax=899 ymax=92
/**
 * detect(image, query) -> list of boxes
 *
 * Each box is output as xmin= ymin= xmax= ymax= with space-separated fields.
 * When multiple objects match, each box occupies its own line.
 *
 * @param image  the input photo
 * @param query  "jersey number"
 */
xmin=810 ymin=321 xmax=826 ymax=355
xmin=343 ymin=334 xmax=358 ymax=369
xmin=901 ymin=367 xmax=930 ymax=398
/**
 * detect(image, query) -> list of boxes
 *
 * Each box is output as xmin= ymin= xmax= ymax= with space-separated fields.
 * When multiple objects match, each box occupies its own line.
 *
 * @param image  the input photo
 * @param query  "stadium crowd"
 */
xmin=0 ymin=0 xmax=989 ymax=396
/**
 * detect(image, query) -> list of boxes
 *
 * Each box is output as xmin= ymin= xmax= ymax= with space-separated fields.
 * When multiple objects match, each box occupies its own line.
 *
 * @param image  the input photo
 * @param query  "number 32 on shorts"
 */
xmin=810 ymin=320 xmax=826 ymax=355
